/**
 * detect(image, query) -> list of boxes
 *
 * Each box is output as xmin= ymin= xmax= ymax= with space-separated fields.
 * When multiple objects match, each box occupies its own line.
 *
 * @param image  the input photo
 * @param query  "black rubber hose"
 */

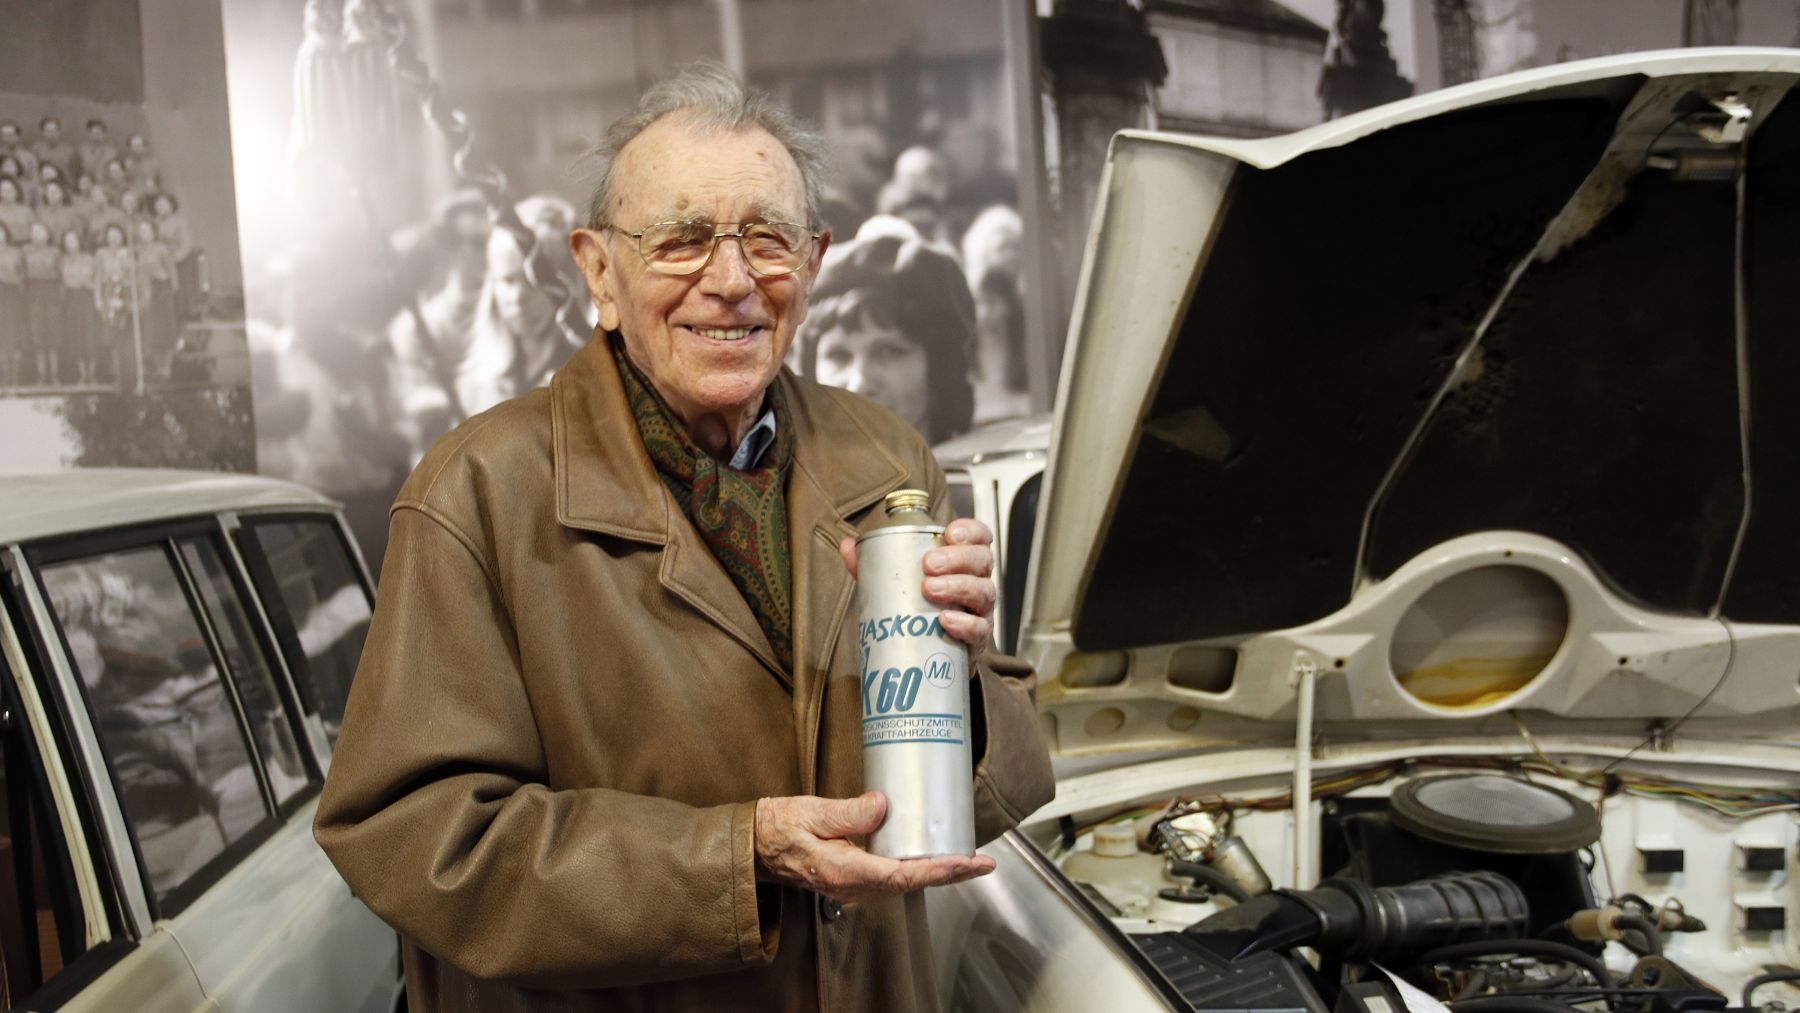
xmin=1416 ymin=940 xmax=1615 ymax=990
xmin=1449 ymin=997 xmax=1587 ymax=1013
xmin=1167 ymin=860 xmax=1253 ymax=903
xmin=1611 ymin=913 xmax=1662 ymax=956
xmin=1741 ymin=969 xmax=1800 ymax=1008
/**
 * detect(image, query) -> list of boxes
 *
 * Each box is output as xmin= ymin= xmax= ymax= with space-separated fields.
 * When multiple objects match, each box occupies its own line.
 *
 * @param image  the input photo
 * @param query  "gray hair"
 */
xmin=583 ymin=61 xmax=827 ymax=230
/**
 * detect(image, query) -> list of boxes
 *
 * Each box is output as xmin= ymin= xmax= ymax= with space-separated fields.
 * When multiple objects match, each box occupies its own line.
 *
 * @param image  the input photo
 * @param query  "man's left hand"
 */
xmin=840 ymin=518 xmax=996 ymax=659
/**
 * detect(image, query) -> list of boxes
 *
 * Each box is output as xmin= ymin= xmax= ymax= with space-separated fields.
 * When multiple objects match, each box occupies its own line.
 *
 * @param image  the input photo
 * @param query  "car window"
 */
xmin=40 ymin=546 xmax=270 ymax=908
xmin=241 ymin=519 xmax=370 ymax=747
xmin=0 ymin=647 xmax=93 ymax=1005
xmin=177 ymin=538 xmax=312 ymax=808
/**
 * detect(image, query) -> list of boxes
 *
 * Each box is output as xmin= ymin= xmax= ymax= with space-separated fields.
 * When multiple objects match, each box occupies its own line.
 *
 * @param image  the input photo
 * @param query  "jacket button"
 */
xmin=819 ymin=897 xmax=843 ymax=923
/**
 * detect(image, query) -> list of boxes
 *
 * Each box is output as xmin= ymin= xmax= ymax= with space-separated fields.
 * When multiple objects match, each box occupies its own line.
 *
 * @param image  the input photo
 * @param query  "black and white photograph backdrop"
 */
xmin=0 ymin=0 xmax=252 ymax=472
xmin=220 ymin=0 xmax=1033 ymax=568
xmin=4 ymin=0 xmax=1797 ymax=572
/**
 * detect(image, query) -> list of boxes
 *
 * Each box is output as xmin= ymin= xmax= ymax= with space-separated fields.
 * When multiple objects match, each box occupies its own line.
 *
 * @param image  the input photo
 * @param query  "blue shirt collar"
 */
xmin=728 ymin=407 xmax=778 ymax=471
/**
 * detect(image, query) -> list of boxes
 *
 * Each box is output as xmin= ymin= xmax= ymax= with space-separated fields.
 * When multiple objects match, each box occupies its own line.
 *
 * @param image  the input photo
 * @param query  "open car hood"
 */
xmin=1022 ymin=49 xmax=1800 ymax=757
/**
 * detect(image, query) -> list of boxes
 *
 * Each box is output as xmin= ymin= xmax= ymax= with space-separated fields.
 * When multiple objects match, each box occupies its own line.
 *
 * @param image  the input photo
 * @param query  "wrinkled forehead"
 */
xmin=611 ymin=117 xmax=808 ymax=226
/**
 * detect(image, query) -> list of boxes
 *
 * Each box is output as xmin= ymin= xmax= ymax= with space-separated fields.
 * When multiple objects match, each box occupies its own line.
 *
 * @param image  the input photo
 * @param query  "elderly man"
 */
xmin=314 ymin=64 xmax=1054 ymax=1012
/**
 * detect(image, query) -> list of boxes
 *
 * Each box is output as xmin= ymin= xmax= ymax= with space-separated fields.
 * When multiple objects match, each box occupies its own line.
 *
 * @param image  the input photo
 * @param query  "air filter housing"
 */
xmin=1391 ymin=774 xmax=1601 ymax=854
xmin=1321 ymin=774 xmax=1603 ymax=936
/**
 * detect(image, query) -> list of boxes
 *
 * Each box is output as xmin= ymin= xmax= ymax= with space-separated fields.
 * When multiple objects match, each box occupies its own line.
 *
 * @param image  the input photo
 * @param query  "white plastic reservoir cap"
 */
xmin=1093 ymin=822 xmax=1139 ymax=857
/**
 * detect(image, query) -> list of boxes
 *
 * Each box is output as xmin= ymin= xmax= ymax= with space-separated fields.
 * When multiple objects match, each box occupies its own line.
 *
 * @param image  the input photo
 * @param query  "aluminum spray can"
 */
xmin=855 ymin=488 xmax=976 ymax=858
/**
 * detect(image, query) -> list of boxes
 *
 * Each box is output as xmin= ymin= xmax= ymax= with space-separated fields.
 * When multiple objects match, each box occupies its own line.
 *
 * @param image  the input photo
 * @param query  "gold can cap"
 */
xmin=883 ymin=489 xmax=932 ymax=517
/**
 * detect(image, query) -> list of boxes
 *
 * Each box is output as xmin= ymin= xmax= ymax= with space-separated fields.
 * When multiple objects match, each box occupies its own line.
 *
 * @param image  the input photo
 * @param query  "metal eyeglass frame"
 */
xmin=613 ymin=221 xmax=822 ymax=277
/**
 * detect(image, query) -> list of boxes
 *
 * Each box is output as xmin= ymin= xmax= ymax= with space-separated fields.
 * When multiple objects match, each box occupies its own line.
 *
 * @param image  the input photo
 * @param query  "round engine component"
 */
xmin=1062 ymin=823 xmax=1177 ymax=918
xmin=1390 ymin=774 xmax=1600 ymax=854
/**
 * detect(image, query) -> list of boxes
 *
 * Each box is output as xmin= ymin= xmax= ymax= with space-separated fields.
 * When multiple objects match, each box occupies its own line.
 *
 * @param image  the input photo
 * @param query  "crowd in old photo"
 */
xmin=0 ymin=115 xmax=204 ymax=391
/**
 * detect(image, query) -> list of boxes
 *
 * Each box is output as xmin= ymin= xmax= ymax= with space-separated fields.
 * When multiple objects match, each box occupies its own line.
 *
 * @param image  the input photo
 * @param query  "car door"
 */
xmin=17 ymin=514 xmax=396 ymax=1013
xmin=177 ymin=512 xmax=396 ymax=1013
xmin=1 ymin=545 xmax=211 ymax=1013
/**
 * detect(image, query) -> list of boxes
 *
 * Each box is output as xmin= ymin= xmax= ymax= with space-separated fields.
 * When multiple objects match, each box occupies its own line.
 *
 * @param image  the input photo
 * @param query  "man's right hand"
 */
xmin=754 ymin=793 xmax=996 ymax=904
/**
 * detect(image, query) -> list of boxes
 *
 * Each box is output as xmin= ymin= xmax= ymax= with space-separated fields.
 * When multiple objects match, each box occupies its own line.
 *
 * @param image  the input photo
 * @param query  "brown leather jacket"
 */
xmin=314 ymin=338 xmax=1055 ymax=1011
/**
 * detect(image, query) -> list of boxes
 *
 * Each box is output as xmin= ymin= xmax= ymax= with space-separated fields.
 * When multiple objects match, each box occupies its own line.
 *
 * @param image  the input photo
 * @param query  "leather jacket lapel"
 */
xmin=784 ymin=373 xmax=910 ymax=787
xmin=551 ymin=337 xmax=785 ymax=683
xmin=548 ymin=339 xmax=913 ymax=705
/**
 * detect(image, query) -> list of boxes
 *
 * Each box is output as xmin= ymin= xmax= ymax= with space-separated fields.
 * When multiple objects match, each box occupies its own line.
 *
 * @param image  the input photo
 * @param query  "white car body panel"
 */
xmin=0 ymin=469 xmax=333 ymax=545
xmin=1025 ymin=46 xmax=1800 ymax=752
xmin=170 ymin=799 xmax=397 ymax=1013
xmin=54 ymin=931 xmax=212 ymax=1012
xmin=0 ymin=470 xmax=401 ymax=1012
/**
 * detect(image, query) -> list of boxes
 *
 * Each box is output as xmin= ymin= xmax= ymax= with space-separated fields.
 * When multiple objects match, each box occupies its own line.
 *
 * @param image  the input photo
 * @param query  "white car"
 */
xmin=930 ymin=49 xmax=1800 ymax=1013
xmin=0 ymin=470 xmax=402 ymax=1011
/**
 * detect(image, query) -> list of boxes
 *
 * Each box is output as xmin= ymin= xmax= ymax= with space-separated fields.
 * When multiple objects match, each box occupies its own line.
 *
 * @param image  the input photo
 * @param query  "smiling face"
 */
xmin=571 ymin=117 xmax=828 ymax=442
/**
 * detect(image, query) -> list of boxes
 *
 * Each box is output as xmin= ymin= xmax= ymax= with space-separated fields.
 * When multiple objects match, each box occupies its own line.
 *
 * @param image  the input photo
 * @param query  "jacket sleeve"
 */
xmin=314 ymin=503 xmax=775 ymax=990
xmin=968 ymin=652 xmax=1055 ymax=845
xmin=923 ymin=455 xmax=1056 ymax=846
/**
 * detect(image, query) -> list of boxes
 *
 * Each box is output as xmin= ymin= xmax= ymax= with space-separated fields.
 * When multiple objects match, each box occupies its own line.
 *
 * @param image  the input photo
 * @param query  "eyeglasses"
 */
xmin=615 ymin=221 xmax=820 ymax=277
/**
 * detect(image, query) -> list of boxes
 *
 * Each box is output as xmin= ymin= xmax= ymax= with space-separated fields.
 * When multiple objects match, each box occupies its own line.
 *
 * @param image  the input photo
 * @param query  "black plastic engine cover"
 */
xmin=1133 ymin=933 xmax=1330 ymax=1013
xmin=1323 ymin=808 xmax=1595 ymax=936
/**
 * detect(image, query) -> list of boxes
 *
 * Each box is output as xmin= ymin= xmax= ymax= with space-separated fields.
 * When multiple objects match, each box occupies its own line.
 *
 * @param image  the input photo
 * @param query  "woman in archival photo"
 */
xmin=131 ymin=219 xmax=178 ymax=380
xmin=35 ymin=178 xmax=82 ymax=246
xmin=0 ymin=229 xmax=21 ymax=387
xmin=0 ymin=173 xmax=33 ymax=245
xmin=95 ymin=222 xmax=135 ymax=387
xmin=454 ymin=196 xmax=585 ymax=416
xmin=60 ymin=229 xmax=98 ymax=385
xmin=23 ymin=220 xmax=62 ymax=385
xmin=798 ymin=233 xmax=976 ymax=444
xmin=151 ymin=193 xmax=196 ymax=320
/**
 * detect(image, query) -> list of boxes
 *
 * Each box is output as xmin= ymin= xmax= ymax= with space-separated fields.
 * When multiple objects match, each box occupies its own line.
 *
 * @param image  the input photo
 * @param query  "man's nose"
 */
xmin=696 ymin=234 xmax=756 ymax=300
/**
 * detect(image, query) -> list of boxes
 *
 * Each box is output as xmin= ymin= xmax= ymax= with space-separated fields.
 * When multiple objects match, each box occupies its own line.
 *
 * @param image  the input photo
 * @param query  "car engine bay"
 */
xmin=1042 ymin=760 xmax=1799 ymax=1013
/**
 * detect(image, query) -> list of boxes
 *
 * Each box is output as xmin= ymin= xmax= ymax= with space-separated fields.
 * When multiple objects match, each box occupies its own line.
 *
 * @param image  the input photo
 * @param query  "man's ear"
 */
xmin=570 ymin=227 xmax=620 ymax=332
